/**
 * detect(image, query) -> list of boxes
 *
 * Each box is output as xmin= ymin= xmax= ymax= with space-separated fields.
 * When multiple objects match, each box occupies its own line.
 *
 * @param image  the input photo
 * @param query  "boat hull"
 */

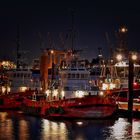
xmin=117 ymin=101 xmax=140 ymax=111
xmin=47 ymin=106 xmax=116 ymax=119
xmin=21 ymin=95 xmax=117 ymax=119
xmin=0 ymin=91 xmax=33 ymax=110
xmin=0 ymin=97 xmax=21 ymax=110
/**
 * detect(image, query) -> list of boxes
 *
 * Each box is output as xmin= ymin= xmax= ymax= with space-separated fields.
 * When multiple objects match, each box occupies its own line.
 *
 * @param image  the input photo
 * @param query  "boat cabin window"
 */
xmin=17 ymin=73 xmax=20 ymax=77
xmin=71 ymin=68 xmax=77 ymax=71
xmin=81 ymin=74 xmax=85 ymax=79
xmin=13 ymin=73 xmax=16 ymax=77
xmin=72 ymin=74 xmax=75 ymax=78
xmin=76 ymin=74 xmax=79 ymax=78
xmin=64 ymin=86 xmax=70 ymax=91
xmin=20 ymin=73 xmax=23 ymax=77
xmin=24 ymin=73 xmax=27 ymax=78
xmin=68 ymin=73 xmax=71 ymax=78
xmin=28 ymin=74 xmax=31 ymax=78
xmin=78 ymin=68 xmax=85 ymax=71
xmin=63 ymin=74 xmax=67 ymax=78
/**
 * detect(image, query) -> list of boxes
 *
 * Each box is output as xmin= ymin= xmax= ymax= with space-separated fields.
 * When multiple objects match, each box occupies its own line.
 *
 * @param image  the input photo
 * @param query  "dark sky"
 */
xmin=0 ymin=0 xmax=140 ymax=63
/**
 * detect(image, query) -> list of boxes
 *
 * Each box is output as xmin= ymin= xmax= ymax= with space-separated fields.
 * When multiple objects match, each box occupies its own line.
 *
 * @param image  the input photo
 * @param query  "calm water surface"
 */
xmin=0 ymin=111 xmax=140 ymax=140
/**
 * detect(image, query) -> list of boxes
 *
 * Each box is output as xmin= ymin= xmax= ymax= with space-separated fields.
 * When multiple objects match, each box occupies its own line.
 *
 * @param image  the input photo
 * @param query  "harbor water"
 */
xmin=0 ymin=111 xmax=140 ymax=140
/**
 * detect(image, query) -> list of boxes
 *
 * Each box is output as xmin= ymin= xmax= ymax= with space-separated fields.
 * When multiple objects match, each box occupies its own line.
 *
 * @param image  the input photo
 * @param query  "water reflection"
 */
xmin=19 ymin=120 xmax=29 ymax=140
xmin=104 ymin=118 xmax=132 ymax=139
xmin=0 ymin=112 xmax=14 ymax=140
xmin=133 ymin=119 xmax=140 ymax=139
xmin=41 ymin=119 xmax=67 ymax=140
xmin=0 ymin=111 xmax=140 ymax=140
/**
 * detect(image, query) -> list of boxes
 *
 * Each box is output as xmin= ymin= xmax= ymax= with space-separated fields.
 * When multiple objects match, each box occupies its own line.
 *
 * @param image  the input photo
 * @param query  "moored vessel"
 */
xmin=21 ymin=49 xmax=117 ymax=119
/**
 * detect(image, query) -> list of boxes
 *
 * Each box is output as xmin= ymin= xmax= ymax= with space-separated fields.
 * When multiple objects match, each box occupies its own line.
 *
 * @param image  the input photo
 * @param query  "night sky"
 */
xmin=0 ymin=0 xmax=140 ymax=63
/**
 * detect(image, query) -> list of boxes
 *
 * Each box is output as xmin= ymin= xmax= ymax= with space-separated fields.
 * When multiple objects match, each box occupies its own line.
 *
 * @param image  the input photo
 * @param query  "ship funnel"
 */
xmin=40 ymin=50 xmax=49 ymax=92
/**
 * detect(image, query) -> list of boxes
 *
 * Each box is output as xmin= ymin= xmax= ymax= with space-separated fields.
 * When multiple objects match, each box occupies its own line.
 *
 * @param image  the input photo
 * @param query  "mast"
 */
xmin=69 ymin=9 xmax=75 ymax=51
xmin=16 ymin=24 xmax=20 ymax=69
xmin=71 ymin=10 xmax=75 ymax=51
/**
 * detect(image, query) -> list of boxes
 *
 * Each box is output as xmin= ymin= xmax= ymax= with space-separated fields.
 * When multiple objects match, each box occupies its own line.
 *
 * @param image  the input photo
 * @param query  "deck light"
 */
xmin=116 ymin=54 xmax=123 ymax=61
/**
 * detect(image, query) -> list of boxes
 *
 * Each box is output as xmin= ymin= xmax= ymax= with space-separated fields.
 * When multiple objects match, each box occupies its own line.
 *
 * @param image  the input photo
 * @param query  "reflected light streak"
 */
xmin=109 ymin=118 xmax=132 ymax=139
xmin=132 ymin=119 xmax=140 ymax=138
xmin=0 ymin=112 xmax=14 ymax=140
xmin=41 ymin=119 xmax=67 ymax=140
xmin=0 ymin=112 xmax=8 ymax=122
xmin=19 ymin=120 xmax=29 ymax=140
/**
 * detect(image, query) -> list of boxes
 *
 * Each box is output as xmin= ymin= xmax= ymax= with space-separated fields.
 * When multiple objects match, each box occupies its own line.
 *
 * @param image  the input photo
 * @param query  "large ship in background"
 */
xmin=0 ymin=58 xmax=41 ymax=109
xmin=0 ymin=25 xmax=41 ymax=109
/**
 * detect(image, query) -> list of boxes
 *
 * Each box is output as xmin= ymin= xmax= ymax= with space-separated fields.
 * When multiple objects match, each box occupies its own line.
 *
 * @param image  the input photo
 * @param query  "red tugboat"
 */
xmin=21 ymin=49 xmax=117 ymax=119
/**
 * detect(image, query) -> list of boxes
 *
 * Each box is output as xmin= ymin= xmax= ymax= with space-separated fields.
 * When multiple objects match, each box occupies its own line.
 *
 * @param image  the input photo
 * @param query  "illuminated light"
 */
xmin=89 ymin=80 xmax=92 ymax=84
xmin=110 ymin=83 xmax=116 ymax=89
xmin=100 ymin=80 xmax=103 ymax=84
xmin=1 ymin=60 xmax=16 ymax=69
xmin=51 ymin=50 xmax=54 ymax=54
xmin=131 ymin=54 xmax=137 ymax=61
xmin=45 ymin=89 xmax=51 ymax=96
xmin=115 ymin=61 xmax=128 ymax=67
xmin=132 ymin=120 xmax=140 ymax=138
xmin=98 ymin=54 xmax=102 ymax=58
xmin=116 ymin=54 xmax=123 ymax=61
xmin=133 ymin=82 xmax=138 ymax=87
xmin=121 ymin=28 xmax=127 ymax=33
xmin=0 ymin=112 xmax=8 ymax=121
xmin=19 ymin=120 xmax=29 ymax=140
xmin=53 ymin=89 xmax=58 ymax=97
xmin=19 ymin=86 xmax=27 ymax=92
xmin=102 ymin=83 xmax=108 ymax=90
xmin=61 ymin=90 xmax=65 ymax=97
xmin=7 ymin=87 xmax=11 ymax=93
xmin=75 ymin=90 xmax=86 ymax=98
xmin=2 ymin=86 xmax=6 ymax=93
xmin=119 ymin=26 xmax=128 ymax=33
xmin=110 ymin=59 xmax=113 ymax=63
xmin=1 ymin=86 xmax=10 ymax=93
xmin=111 ymin=118 xmax=129 ymax=139
xmin=76 ymin=121 xmax=83 ymax=126
xmin=99 ymin=91 xmax=104 ymax=96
